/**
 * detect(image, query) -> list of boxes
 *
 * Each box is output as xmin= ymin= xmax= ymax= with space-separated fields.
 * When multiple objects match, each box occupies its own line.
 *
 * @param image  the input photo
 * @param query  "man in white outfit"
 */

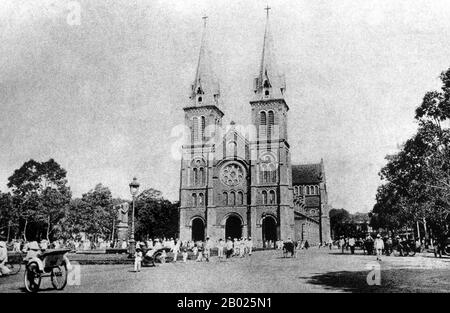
xmin=374 ymin=234 xmax=385 ymax=261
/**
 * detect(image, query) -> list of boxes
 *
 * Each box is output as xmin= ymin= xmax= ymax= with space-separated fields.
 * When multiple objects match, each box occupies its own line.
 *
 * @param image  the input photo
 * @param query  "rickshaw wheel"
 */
xmin=444 ymin=246 xmax=450 ymax=256
xmin=153 ymin=252 xmax=161 ymax=263
xmin=51 ymin=263 xmax=68 ymax=290
xmin=24 ymin=262 xmax=41 ymax=293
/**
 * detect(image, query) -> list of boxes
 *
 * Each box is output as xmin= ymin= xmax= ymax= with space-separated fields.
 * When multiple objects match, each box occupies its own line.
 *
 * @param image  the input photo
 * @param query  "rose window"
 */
xmin=220 ymin=163 xmax=244 ymax=186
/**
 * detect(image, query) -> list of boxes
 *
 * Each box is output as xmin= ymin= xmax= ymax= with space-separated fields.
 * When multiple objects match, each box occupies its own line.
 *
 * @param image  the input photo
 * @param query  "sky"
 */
xmin=1 ymin=0 xmax=450 ymax=212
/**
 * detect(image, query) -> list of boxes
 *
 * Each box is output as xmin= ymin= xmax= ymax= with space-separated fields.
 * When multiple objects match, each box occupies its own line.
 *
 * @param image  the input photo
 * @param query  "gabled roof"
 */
xmin=292 ymin=162 xmax=324 ymax=185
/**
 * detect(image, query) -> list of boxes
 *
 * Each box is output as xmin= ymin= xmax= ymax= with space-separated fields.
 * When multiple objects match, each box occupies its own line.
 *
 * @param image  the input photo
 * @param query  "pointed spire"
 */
xmin=254 ymin=6 xmax=286 ymax=100
xmin=189 ymin=16 xmax=221 ymax=107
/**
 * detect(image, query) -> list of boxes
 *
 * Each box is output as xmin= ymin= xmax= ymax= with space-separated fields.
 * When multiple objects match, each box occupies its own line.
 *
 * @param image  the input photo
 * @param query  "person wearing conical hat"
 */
xmin=134 ymin=246 xmax=143 ymax=272
xmin=24 ymin=241 xmax=41 ymax=262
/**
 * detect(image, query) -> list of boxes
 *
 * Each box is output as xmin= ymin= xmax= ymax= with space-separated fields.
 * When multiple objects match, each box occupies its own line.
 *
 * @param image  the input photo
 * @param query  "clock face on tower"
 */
xmin=220 ymin=163 xmax=244 ymax=186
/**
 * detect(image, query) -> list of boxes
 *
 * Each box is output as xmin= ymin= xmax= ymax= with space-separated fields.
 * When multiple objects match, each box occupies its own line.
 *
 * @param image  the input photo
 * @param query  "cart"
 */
xmin=24 ymin=249 xmax=70 ymax=292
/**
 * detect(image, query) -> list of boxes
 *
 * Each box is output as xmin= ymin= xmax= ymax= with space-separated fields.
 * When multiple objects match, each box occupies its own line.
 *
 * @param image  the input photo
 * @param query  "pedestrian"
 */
xmin=193 ymin=243 xmax=198 ymax=258
xmin=374 ymin=234 xmax=384 ymax=261
xmin=247 ymin=237 xmax=253 ymax=256
xmin=239 ymin=238 xmax=246 ymax=258
xmin=339 ymin=237 xmax=345 ymax=253
xmin=385 ymin=236 xmax=393 ymax=256
xmin=160 ymin=249 xmax=167 ymax=264
xmin=226 ymin=237 xmax=233 ymax=259
xmin=204 ymin=237 xmax=212 ymax=262
xmin=349 ymin=237 xmax=355 ymax=255
xmin=304 ymin=240 xmax=309 ymax=250
xmin=172 ymin=239 xmax=180 ymax=262
xmin=134 ymin=246 xmax=143 ymax=272
xmin=217 ymin=239 xmax=224 ymax=261
xmin=196 ymin=244 xmax=203 ymax=262
xmin=233 ymin=238 xmax=239 ymax=256
xmin=182 ymin=246 xmax=188 ymax=263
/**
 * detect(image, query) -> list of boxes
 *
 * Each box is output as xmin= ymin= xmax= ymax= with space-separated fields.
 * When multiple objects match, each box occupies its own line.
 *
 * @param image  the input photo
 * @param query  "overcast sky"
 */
xmin=1 ymin=0 xmax=450 ymax=212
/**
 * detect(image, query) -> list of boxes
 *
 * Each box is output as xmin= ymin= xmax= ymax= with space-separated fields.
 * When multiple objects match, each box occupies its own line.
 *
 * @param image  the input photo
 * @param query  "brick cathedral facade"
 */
xmin=178 ymin=12 xmax=330 ymax=247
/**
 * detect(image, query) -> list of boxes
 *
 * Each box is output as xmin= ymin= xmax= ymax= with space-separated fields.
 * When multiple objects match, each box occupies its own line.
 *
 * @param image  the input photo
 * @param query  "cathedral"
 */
xmin=178 ymin=10 xmax=331 ymax=248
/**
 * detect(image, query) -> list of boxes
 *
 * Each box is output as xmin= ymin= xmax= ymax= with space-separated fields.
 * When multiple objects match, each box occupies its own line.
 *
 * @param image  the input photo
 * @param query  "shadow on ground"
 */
xmin=299 ymin=270 xmax=388 ymax=293
xmin=301 ymin=267 xmax=450 ymax=293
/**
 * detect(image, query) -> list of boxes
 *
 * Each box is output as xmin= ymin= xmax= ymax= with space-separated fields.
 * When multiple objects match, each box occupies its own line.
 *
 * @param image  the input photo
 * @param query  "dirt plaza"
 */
xmin=1 ymin=248 xmax=449 ymax=293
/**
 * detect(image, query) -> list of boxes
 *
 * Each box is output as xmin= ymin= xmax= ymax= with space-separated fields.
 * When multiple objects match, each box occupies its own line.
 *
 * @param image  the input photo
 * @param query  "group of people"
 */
xmin=132 ymin=236 xmax=255 ymax=272
xmin=337 ymin=234 xmax=434 ymax=261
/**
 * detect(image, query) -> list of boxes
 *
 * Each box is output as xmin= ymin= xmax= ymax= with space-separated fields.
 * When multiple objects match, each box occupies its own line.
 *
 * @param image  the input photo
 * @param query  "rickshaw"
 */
xmin=24 ymin=249 xmax=70 ymax=292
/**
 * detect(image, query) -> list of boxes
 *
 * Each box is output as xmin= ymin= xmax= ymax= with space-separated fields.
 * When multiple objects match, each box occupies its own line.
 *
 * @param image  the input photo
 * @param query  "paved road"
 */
xmin=1 ymin=248 xmax=449 ymax=293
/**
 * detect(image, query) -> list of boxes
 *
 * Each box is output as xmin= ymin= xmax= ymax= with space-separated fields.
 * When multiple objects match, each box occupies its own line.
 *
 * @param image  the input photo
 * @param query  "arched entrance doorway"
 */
xmin=225 ymin=215 xmax=242 ymax=240
xmin=262 ymin=215 xmax=277 ymax=247
xmin=191 ymin=218 xmax=205 ymax=241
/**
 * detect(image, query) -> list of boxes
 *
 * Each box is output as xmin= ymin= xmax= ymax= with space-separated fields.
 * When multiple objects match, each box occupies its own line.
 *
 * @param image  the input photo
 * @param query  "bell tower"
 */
xmin=249 ymin=7 xmax=294 ymax=245
xmin=179 ymin=17 xmax=224 ymax=242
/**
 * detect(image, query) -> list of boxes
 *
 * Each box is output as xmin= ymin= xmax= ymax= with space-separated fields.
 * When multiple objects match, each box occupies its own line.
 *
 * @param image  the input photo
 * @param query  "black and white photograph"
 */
xmin=0 ymin=0 xmax=449 ymax=299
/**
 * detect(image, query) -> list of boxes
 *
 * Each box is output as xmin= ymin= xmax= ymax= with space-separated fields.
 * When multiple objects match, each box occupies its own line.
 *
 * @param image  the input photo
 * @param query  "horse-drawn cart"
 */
xmin=24 ymin=249 xmax=70 ymax=292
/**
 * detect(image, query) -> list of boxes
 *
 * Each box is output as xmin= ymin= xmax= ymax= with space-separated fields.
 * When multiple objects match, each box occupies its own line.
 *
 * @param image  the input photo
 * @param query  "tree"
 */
xmin=7 ymin=159 xmax=71 ymax=241
xmin=0 ymin=191 xmax=16 ymax=240
xmin=372 ymin=67 xmax=450 ymax=239
xmin=329 ymin=208 xmax=351 ymax=239
xmin=79 ymin=183 xmax=116 ymax=240
xmin=134 ymin=188 xmax=179 ymax=240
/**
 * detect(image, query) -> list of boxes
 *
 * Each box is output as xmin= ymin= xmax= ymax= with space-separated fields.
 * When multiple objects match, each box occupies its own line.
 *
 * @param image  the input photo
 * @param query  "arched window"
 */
xmin=260 ymin=111 xmax=267 ymax=125
xmin=199 ymin=167 xmax=204 ymax=185
xmin=269 ymin=190 xmax=276 ymax=204
xmin=294 ymin=186 xmax=298 ymax=195
xmin=230 ymin=191 xmax=236 ymax=206
xmin=268 ymin=163 xmax=276 ymax=182
xmin=223 ymin=192 xmax=228 ymax=205
xmin=315 ymin=186 xmax=319 ymax=194
xmin=192 ymin=193 xmax=197 ymax=207
xmin=237 ymin=191 xmax=243 ymax=205
xmin=193 ymin=168 xmax=198 ymax=185
xmin=262 ymin=190 xmax=267 ymax=204
xmin=198 ymin=96 xmax=202 ymax=103
xmin=268 ymin=110 xmax=274 ymax=137
xmin=260 ymin=111 xmax=267 ymax=137
xmin=198 ymin=193 xmax=204 ymax=206
xmin=306 ymin=186 xmax=310 ymax=195
xmin=201 ymin=116 xmax=206 ymax=140
xmin=192 ymin=117 xmax=199 ymax=142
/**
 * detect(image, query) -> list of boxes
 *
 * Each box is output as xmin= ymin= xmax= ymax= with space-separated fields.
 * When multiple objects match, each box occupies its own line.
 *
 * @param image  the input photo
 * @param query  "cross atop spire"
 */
xmin=264 ymin=5 xmax=271 ymax=18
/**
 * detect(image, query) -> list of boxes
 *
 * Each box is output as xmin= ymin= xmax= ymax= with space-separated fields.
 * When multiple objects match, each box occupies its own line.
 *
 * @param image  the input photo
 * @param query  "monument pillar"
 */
xmin=115 ymin=203 xmax=129 ymax=248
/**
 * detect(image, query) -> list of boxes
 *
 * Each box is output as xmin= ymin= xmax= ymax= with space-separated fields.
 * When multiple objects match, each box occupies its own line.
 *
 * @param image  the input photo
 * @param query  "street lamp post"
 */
xmin=129 ymin=177 xmax=140 ymax=255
